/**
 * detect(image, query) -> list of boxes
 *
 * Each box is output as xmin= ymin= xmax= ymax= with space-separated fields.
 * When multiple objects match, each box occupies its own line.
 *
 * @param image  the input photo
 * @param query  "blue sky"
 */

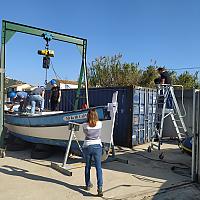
xmin=1 ymin=0 xmax=200 ymax=85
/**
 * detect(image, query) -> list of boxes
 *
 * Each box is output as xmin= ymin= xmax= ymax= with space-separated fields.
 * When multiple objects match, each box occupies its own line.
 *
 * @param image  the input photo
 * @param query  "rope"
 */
xmin=50 ymin=60 xmax=63 ymax=81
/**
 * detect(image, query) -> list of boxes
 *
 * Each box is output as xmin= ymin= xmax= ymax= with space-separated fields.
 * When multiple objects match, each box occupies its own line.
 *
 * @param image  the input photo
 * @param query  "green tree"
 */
xmin=88 ymin=54 xmax=200 ymax=89
xmin=174 ymin=71 xmax=200 ymax=89
xmin=88 ymin=54 xmax=142 ymax=87
xmin=168 ymin=70 xmax=177 ymax=85
xmin=139 ymin=66 xmax=158 ymax=87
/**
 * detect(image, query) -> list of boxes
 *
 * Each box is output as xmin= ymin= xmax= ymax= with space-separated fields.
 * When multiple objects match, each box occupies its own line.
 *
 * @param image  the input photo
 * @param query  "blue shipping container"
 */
xmin=45 ymin=86 xmax=157 ymax=148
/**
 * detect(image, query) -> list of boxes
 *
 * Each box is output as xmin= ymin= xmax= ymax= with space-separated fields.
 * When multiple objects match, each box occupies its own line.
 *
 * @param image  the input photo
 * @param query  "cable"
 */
xmin=132 ymin=152 xmax=191 ymax=178
xmin=49 ymin=60 xmax=76 ymax=108
xmin=168 ymin=67 xmax=200 ymax=71
xmin=50 ymin=60 xmax=63 ymax=81
xmin=132 ymin=152 xmax=190 ymax=168
xmin=125 ymin=151 xmax=192 ymax=180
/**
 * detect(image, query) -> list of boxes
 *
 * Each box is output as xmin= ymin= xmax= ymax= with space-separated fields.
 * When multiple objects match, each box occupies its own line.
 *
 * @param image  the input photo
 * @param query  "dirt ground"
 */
xmin=0 ymin=142 xmax=200 ymax=200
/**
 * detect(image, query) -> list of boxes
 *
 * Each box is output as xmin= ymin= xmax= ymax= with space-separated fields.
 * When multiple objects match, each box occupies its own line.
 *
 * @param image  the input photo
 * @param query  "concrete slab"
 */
xmin=0 ymin=142 xmax=199 ymax=200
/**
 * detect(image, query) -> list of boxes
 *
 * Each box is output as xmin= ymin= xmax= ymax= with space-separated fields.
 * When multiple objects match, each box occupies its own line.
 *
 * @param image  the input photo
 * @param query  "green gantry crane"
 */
xmin=0 ymin=20 xmax=89 ymax=157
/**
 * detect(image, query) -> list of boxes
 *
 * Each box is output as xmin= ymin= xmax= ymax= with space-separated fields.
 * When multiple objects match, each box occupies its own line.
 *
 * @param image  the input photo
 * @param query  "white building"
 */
xmin=46 ymin=79 xmax=78 ymax=90
xmin=7 ymin=83 xmax=34 ymax=92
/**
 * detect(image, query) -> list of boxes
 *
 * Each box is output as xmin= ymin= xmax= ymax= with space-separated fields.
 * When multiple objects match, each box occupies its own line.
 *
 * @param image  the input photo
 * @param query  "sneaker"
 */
xmin=97 ymin=187 xmax=103 ymax=197
xmin=85 ymin=183 xmax=93 ymax=191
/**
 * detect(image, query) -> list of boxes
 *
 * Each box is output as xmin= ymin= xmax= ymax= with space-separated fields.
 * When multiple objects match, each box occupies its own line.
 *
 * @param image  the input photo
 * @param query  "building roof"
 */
xmin=57 ymin=80 xmax=78 ymax=85
xmin=8 ymin=83 xmax=32 ymax=88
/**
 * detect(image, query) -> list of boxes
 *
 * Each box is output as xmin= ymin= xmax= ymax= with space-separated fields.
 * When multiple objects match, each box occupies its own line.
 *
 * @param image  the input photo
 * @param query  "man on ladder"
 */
xmin=157 ymin=67 xmax=171 ymax=85
xmin=157 ymin=67 xmax=173 ymax=109
xmin=149 ymin=67 xmax=187 ymax=153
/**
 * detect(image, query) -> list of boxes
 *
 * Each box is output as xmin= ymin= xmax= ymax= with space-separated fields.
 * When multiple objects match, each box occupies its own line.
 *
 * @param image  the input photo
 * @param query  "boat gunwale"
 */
xmin=4 ymin=105 xmax=107 ymax=119
xmin=5 ymin=118 xmax=109 ymax=127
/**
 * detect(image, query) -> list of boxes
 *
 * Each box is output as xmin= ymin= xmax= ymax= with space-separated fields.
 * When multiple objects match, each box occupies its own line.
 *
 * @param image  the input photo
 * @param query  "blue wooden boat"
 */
xmin=5 ymin=106 xmax=112 ymax=147
xmin=4 ymin=91 xmax=118 ymax=154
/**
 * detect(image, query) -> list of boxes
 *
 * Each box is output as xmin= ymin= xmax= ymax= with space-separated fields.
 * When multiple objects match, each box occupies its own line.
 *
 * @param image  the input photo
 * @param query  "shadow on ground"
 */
xmin=3 ymin=140 xmax=199 ymax=200
xmin=0 ymin=164 xmax=97 ymax=197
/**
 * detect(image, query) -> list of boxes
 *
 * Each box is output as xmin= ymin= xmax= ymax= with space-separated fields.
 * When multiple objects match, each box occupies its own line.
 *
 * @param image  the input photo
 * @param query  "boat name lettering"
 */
xmin=63 ymin=113 xmax=87 ymax=121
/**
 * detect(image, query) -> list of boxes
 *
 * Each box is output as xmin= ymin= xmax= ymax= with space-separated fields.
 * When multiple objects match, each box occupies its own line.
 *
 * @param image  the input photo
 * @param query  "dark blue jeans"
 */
xmin=160 ymin=87 xmax=173 ymax=109
xmin=83 ymin=144 xmax=103 ymax=189
xmin=29 ymin=95 xmax=44 ymax=114
xmin=166 ymin=93 xmax=173 ymax=109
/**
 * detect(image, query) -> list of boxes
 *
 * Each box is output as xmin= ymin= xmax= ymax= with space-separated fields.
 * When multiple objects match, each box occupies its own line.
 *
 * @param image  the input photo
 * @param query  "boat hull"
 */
xmin=5 ymin=106 xmax=113 ymax=147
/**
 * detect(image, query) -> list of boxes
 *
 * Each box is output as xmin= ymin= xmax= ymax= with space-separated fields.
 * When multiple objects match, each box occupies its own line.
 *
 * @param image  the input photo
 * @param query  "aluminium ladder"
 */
xmin=150 ymin=84 xmax=187 ymax=151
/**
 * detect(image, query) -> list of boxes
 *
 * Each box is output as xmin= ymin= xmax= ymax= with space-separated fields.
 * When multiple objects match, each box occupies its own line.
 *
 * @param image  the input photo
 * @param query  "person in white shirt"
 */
xmin=82 ymin=109 xmax=103 ymax=197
